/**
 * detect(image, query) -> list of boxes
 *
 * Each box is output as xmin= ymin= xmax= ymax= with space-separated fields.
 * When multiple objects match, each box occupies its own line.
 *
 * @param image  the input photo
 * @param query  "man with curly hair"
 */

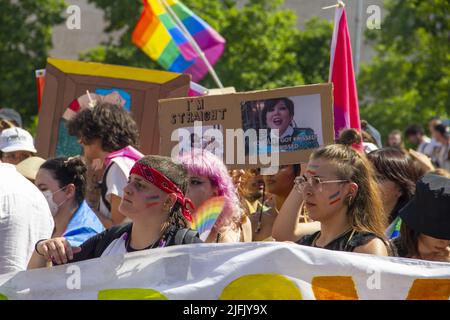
xmin=67 ymin=102 xmax=142 ymax=228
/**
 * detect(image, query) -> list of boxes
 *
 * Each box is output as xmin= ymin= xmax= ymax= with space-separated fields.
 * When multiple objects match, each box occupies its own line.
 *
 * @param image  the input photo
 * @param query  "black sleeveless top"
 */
xmin=296 ymin=229 xmax=383 ymax=252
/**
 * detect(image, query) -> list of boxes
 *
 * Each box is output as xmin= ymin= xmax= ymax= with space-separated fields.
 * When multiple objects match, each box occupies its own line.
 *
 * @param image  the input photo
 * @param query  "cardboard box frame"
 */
xmin=35 ymin=58 xmax=190 ymax=159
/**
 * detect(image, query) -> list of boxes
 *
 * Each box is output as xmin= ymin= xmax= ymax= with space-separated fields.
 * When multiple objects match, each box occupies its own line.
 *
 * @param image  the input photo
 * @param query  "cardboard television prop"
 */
xmin=35 ymin=58 xmax=190 ymax=159
xmin=159 ymin=83 xmax=334 ymax=168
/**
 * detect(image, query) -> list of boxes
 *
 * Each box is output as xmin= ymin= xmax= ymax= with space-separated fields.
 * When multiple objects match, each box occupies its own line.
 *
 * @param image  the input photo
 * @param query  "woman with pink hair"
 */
xmin=177 ymin=149 xmax=252 ymax=242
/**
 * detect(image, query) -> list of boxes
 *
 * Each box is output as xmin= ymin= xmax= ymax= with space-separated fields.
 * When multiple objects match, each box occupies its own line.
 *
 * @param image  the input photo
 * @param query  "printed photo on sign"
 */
xmin=174 ymin=124 xmax=224 ymax=159
xmin=241 ymin=95 xmax=323 ymax=155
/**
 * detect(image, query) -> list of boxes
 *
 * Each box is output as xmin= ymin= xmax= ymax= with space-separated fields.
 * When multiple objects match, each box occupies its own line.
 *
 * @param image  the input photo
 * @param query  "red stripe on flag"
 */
xmin=132 ymin=1 xmax=158 ymax=47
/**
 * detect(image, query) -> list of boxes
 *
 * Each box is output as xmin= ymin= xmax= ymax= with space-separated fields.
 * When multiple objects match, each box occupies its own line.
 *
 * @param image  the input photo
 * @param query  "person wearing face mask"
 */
xmin=35 ymin=157 xmax=104 ymax=246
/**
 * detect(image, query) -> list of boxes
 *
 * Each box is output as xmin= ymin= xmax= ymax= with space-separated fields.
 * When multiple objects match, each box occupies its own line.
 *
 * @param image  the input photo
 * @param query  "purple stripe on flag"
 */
xmin=192 ymin=29 xmax=225 ymax=49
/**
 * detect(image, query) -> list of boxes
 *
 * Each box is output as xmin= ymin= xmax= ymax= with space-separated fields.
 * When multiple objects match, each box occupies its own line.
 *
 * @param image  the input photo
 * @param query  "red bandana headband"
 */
xmin=130 ymin=162 xmax=194 ymax=222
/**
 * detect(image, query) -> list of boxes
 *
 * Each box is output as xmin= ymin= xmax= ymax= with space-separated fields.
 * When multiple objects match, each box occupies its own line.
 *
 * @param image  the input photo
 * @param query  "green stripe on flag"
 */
xmin=159 ymin=13 xmax=176 ymax=30
xmin=157 ymin=40 xmax=180 ymax=69
xmin=171 ymin=3 xmax=192 ymax=20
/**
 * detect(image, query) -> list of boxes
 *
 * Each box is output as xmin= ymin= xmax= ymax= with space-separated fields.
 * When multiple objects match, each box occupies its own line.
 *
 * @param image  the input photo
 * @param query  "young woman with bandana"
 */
xmin=28 ymin=155 xmax=201 ymax=268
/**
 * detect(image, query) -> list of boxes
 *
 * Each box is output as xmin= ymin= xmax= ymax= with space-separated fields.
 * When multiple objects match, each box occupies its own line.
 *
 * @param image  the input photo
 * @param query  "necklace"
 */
xmin=126 ymin=224 xmax=170 ymax=252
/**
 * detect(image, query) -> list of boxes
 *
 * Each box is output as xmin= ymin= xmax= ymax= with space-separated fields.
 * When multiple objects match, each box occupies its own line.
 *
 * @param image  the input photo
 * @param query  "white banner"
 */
xmin=0 ymin=242 xmax=449 ymax=300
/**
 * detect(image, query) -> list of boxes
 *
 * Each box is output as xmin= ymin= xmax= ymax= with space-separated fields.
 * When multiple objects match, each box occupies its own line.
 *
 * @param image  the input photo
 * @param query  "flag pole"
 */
xmin=322 ymin=1 xmax=345 ymax=10
xmin=159 ymin=0 xmax=224 ymax=88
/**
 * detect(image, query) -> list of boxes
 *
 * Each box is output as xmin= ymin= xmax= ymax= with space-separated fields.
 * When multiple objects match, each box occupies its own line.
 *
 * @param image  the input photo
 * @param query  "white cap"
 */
xmin=0 ymin=127 xmax=37 ymax=153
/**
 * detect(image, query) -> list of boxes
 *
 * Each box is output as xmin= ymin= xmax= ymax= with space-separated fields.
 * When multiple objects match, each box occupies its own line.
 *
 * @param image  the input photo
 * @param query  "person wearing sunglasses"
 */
xmin=273 ymin=144 xmax=389 ymax=255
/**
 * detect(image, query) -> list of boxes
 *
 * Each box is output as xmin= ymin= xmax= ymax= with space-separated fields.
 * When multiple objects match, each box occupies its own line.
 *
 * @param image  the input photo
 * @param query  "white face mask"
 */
xmin=42 ymin=187 xmax=68 ymax=217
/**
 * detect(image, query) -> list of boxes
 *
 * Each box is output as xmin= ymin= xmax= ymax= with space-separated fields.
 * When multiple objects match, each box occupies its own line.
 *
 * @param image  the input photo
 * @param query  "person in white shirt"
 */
xmin=0 ymin=162 xmax=54 ymax=274
xmin=404 ymin=124 xmax=433 ymax=157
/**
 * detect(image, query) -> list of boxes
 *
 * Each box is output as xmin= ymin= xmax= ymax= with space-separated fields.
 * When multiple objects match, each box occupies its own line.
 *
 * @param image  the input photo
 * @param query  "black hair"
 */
xmin=261 ymin=98 xmax=294 ymax=127
xmin=67 ymin=102 xmax=139 ymax=152
xmin=434 ymin=124 xmax=449 ymax=138
xmin=136 ymin=155 xmax=189 ymax=228
xmin=40 ymin=157 xmax=87 ymax=205
xmin=405 ymin=124 xmax=425 ymax=137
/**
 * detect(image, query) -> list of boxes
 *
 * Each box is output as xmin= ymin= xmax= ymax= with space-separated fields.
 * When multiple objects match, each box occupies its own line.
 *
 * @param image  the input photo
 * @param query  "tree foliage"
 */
xmin=82 ymin=0 xmax=333 ymax=91
xmin=0 ymin=0 xmax=65 ymax=130
xmin=359 ymin=0 xmax=450 ymax=139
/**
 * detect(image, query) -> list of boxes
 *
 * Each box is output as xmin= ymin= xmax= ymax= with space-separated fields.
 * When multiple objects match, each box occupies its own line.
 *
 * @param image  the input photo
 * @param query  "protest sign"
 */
xmin=158 ymin=84 xmax=334 ymax=169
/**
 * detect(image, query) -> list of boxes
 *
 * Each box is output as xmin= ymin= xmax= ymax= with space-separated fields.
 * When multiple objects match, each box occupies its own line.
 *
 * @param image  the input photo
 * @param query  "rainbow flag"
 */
xmin=132 ymin=0 xmax=225 ymax=82
xmin=191 ymin=196 xmax=226 ymax=241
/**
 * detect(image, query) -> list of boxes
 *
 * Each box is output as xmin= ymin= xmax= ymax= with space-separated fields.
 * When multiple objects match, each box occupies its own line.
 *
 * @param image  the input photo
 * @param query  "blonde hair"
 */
xmin=311 ymin=144 xmax=387 ymax=239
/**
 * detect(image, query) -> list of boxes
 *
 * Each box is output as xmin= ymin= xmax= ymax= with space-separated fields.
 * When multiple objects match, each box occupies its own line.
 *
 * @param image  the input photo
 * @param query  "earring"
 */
xmin=346 ymin=194 xmax=353 ymax=206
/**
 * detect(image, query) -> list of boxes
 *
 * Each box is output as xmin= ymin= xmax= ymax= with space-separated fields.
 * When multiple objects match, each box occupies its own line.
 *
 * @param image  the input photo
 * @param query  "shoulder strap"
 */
xmin=100 ymin=163 xmax=114 ymax=212
xmin=174 ymin=228 xmax=200 ymax=245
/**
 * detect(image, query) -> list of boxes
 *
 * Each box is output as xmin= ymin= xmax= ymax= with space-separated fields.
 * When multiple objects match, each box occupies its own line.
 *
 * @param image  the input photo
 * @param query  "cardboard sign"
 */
xmin=158 ymin=84 xmax=334 ymax=168
xmin=35 ymin=58 xmax=190 ymax=159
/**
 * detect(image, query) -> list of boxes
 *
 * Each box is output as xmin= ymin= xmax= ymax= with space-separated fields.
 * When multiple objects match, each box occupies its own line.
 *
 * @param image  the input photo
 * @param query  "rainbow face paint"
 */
xmin=328 ymin=191 xmax=340 ymax=200
xmin=306 ymin=164 xmax=319 ymax=176
xmin=145 ymin=195 xmax=160 ymax=201
xmin=329 ymin=198 xmax=341 ymax=205
xmin=145 ymin=195 xmax=160 ymax=208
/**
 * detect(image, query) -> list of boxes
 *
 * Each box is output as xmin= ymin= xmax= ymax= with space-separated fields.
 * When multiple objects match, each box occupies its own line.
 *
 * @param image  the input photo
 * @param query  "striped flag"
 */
xmin=132 ymin=0 xmax=225 ymax=82
xmin=329 ymin=4 xmax=361 ymax=142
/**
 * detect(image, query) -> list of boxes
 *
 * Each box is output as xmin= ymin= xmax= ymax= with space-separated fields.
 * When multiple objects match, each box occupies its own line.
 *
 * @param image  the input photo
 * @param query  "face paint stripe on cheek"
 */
xmin=145 ymin=195 xmax=160 ymax=208
xmin=306 ymin=170 xmax=317 ymax=175
xmin=329 ymin=198 xmax=341 ymax=205
xmin=328 ymin=191 xmax=340 ymax=200
xmin=145 ymin=202 xmax=159 ymax=208
xmin=145 ymin=195 xmax=160 ymax=201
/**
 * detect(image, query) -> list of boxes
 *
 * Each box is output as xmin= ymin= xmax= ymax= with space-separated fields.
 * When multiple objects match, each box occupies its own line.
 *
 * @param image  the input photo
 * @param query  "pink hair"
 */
xmin=177 ymin=149 xmax=243 ymax=231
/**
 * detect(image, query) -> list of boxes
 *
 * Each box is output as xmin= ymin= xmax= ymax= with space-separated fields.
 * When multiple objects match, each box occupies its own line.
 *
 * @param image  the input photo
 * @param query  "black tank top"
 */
xmin=296 ymin=229 xmax=384 ymax=252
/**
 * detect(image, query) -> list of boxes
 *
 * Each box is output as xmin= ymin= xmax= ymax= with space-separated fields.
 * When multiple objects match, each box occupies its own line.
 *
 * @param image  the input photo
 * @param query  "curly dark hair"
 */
xmin=67 ymin=103 xmax=139 ymax=152
xmin=40 ymin=157 xmax=87 ymax=205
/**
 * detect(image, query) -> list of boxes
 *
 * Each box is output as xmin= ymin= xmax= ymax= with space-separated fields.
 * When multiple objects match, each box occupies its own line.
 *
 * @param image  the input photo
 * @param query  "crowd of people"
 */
xmin=0 ymin=105 xmax=449 ymax=275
